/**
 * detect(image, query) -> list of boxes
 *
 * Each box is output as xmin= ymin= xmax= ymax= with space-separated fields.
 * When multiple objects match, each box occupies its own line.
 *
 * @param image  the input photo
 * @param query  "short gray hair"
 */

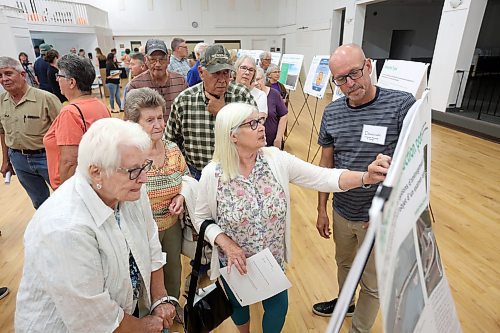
xmin=171 ymin=37 xmax=185 ymax=51
xmin=234 ymin=55 xmax=257 ymax=83
xmin=266 ymin=63 xmax=280 ymax=76
xmin=194 ymin=42 xmax=209 ymax=58
xmin=130 ymin=53 xmax=145 ymax=63
xmin=259 ymin=51 xmax=271 ymax=61
xmin=77 ymin=118 xmax=151 ymax=182
xmin=255 ymin=67 xmax=265 ymax=80
xmin=58 ymin=53 xmax=96 ymax=94
xmin=0 ymin=56 xmax=24 ymax=73
xmin=124 ymin=87 xmax=166 ymax=123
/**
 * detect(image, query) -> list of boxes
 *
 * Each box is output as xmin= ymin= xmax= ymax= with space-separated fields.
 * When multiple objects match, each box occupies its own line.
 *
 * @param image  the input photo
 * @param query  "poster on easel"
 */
xmin=332 ymin=59 xmax=378 ymax=101
xmin=237 ymin=49 xmax=262 ymax=63
xmin=271 ymin=52 xmax=282 ymax=66
xmin=279 ymin=54 xmax=304 ymax=91
xmin=303 ymin=55 xmax=331 ymax=99
xmin=377 ymin=60 xmax=428 ymax=99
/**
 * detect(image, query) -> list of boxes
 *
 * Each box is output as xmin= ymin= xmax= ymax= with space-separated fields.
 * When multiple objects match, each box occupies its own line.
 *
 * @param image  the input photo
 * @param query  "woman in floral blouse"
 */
xmin=125 ymin=87 xmax=191 ymax=300
xmin=194 ymin=103 xmax=391 ymax=332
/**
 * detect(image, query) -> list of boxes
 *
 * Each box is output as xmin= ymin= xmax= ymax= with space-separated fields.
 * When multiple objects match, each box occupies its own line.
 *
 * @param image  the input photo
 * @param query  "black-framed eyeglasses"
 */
xmin=55 ymin=73 xmax=69 ymax=79
xmin=235 ymin=117 xmax=266 ymax=130
xmin=116 ymin=159 xmax=153 ymax=180
xmin=239 ymin=65 xmax=255 ymax=74
xmin=332 ymin=61 xmax=366 ymax=86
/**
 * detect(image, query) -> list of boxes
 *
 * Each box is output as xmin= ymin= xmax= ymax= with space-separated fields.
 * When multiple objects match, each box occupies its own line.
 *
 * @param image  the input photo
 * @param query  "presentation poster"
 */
xmin=303 ymin=55 xmax=331 ymax=99
xmin=377 ymin=60 xmax=428 ymax=98
xmin=271 ymin=52 xmax=282 ymax=66
xmin=370 ymin=91 xmax=461 ymax=333
xmin=279 ymin=54 xmax=304 ymax=91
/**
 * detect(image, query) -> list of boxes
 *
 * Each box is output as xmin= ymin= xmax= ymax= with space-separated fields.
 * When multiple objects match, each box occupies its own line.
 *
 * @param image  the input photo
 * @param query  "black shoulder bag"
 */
xmin=71 ymin=104 xmax=87 ymax=132
xmin=184 ymin=220 xmax=233 ymax=332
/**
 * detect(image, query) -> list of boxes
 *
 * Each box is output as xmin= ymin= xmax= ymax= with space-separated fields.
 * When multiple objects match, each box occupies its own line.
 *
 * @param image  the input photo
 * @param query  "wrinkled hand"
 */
xmin=1 ymin=161 xmax=15 ymax=178
xmin=220 ymin=236 xmax=247 ymax=275
xmin=169 ymin=194 xmax=185 ymax=215
xmin=316 ymin=213 xmax=331 ymax=239
xmin=152 ymin=302 xmax=176 ymax=329
xmin=365 ymin=154 xmax=391 ymax=185
xmin=205 ymin=92 xmax=225 ymax=116
xmin=139 ymin=315 xmax=164 ymax=333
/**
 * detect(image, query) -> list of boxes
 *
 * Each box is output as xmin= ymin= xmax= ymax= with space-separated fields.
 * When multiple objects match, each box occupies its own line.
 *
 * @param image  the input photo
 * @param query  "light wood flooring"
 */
xmin=0 ymin=89 xmax=499 ymax=332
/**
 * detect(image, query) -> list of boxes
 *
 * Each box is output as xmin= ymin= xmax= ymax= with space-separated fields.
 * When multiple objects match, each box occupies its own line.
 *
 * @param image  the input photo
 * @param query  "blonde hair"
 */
xmin=213 ymin=103 xmax=258 ymax=182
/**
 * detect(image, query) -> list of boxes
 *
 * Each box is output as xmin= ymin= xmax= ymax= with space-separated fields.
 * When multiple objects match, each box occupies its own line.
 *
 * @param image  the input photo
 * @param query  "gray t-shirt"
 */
xmin=318 ymin=86 xmax=415 ymax=221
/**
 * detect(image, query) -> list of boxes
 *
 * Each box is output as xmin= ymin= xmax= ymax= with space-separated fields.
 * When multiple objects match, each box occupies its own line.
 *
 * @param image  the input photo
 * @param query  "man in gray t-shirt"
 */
xmin=312 ymin=44 xmax=415 ymax=333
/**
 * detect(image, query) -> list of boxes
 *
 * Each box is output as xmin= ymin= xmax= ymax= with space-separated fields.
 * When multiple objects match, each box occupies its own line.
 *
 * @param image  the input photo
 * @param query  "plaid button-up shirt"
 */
xmin=167 ymin=56 xmax=190 ymax=80
xmin=166 ymin=81 xmax=256 ymax=171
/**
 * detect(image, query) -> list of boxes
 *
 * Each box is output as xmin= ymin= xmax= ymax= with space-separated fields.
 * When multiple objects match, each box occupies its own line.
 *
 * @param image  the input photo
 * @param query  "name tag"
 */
xmin=360 ymin=124 xmax=387 ymax=145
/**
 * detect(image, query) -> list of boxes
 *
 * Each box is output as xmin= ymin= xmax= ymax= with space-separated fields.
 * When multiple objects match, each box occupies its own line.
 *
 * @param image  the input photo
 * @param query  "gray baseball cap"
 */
xmin=199 ymin=44 xmax=233 ymax=73
xmin=145 ymin=39 xmax=167 ymax=55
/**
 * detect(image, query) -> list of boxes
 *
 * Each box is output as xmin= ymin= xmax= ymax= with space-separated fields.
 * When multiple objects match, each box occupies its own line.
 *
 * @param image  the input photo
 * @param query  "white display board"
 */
xmin=270 ymin=52 xmax=282 ymax=66
xmin=303 ymin=55 xmax=331 ymax=99
xmin=237 ymin=49 xmax=282 ymax=67
xmin=377 ymin=60 xmax=428 ymax=99
xmin=279 ymin=54 xmax=304 ymax=91
xmin=332 ymin=59 xmax=378 ymax=102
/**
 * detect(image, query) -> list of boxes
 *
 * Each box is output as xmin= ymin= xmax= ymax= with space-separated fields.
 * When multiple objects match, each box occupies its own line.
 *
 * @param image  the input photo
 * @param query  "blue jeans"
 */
xmin=106 ymin=83 xmax=121 ymax=110
xmin=8 ymin=149 xmax=51 ymax=209
xmin=221 ymin=275 xmax=288 ymax=332
xmin=187 ymin=164 xmax=201 ymax=181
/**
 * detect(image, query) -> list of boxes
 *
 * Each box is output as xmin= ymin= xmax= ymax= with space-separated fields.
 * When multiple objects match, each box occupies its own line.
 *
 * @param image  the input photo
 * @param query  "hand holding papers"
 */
xmin=220 ymin=248 xmax=291 ymax=307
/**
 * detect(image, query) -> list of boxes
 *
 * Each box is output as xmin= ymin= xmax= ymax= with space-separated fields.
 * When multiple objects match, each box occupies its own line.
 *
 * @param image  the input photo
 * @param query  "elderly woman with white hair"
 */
xmin=16 ymin=118 xmax=179 ymax=333
xmin=266 ymin=63 xmax=289 ymax=106
xmin=194 ymin=103 xmax=391 ymax=332
xmin=234 ymin=55 xmax=268 ymax=116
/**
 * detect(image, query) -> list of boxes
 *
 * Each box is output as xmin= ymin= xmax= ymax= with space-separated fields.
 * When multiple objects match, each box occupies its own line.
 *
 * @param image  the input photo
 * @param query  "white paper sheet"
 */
xmin=219 ymin=248 xmax=291 ymax=306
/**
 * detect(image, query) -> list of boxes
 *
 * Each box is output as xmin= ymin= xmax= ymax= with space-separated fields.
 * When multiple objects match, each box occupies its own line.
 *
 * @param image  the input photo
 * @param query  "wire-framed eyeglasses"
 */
xmin=116 ymin=159 xmax=153 ymax=180
xmin=332 ymin=61 xmax=366 ymax=86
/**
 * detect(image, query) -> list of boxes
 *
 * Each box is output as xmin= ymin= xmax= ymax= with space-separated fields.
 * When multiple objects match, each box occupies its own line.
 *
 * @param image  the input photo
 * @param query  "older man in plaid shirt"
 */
xmin=166 ymin=44 xmax=256 ymax=180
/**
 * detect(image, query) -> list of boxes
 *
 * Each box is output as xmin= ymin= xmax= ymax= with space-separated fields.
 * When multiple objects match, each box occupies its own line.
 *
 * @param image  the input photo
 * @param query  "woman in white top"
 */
xmin=194 ymin=103 xmax=391 ymax=333
xmin=16 ymin=118 xmax=178 ymax=333
xmin=234 ymin=55 xmax=268 ymax=116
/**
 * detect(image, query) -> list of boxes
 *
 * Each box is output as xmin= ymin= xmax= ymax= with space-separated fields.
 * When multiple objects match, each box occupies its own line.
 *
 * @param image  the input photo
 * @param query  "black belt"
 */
xmin=11 ymin=148 xmax=46 ymax=155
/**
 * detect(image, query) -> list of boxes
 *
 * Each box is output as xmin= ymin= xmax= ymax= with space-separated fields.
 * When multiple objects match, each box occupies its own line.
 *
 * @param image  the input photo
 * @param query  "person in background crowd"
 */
xmin=18 ymin=52 xmax=38 ymax=87
xmin=187 ymin=52 xmax=196 ymax=68
xmin=122 ymin=48 xmax=132 ymax=78
xmin=105 ymin=52 xmax=122 ymax=113
xmin=45 ymin=49 xmax=67 ymax=103
xmin=312 ymin=44 xmax=416 ymax=333
xmin=16 ymin=118 xmax=178 ymax=333
xmin=78 ymin=49 xmax=86 ymax=58
xmin=95 ymin=47 xmax=107 ymax=69
xmin=128 ymin=39 xmax=186 ymax=123
xmin=186 ymin=42 xmax=208 ymax=87
xmin=69 ymin=47 xmax=77 ymax=55
xmin=234 ymin=55 xmax=268 ymax=116
xmin=43 ymin=53 xmax=110 ymax=189
xmin=133 ymin=47 xmax=140 ymax=53
xmin=166 ymin=44 xmax=256 ymax=180
xmin=194 ymin=102 xmax=391 ymax=333
xmin=33 ymin=43 xmax=52 ymax=93
xmin=0 ymin=56 xmax=61 ymax=208
xmin=266 ymin=63 xmax=289 ymax=107
xmin=122 ymin=52 xmax=148 ymax=106
xmin=254 ymin=67 xmax=288 ymax=148
xmin=167 ymin=37 xmax=190 ymax=80
xmin=34 ymin=45 xmax=40 ymax=58
xmin=259 ymin=51 xmax=272 ymax=72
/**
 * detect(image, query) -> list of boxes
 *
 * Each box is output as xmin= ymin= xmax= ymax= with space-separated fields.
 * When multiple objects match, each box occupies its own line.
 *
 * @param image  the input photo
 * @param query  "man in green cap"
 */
xmin=33 ymin=43 xmax=52 ymax=92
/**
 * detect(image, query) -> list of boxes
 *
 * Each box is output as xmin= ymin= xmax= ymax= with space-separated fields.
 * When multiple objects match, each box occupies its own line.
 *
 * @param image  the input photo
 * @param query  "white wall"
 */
xmin=0 ymin=5 xmax=35 ymax=60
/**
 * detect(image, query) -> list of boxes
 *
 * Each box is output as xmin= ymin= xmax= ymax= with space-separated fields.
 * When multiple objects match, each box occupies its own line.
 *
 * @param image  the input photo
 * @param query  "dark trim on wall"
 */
xmin=432 ymin=110 xmax=500 ymax=143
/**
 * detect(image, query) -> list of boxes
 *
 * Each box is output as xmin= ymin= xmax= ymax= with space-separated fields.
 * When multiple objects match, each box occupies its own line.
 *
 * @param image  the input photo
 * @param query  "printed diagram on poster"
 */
xmin=303 ymin=55 xmax=331 ymax=99
xmin=377 ymin=60 xmax=428 ymax=99
xmin=279 ymin=54 xmax=304 ymax=91
xmin=333 ymin=59 xmax=378 ymax=102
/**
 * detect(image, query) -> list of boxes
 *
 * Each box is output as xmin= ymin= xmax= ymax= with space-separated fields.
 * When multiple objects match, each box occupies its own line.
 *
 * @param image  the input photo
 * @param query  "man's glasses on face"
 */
xmin=262 ymin=58 xmax=271 ymax=61
xmin=116 ymin=159 xmax=153 ymax=180
xmin=148 ymin=56 xmax=169 ymax=64
xmin=55 ymin=73 xmax=69 ymax=79
xmin=239 ymin=66 xmax=255 ymax=74
xmin=332 ymin=60 xmax=366 ymax=86
xmin=235 ymin=117 xmax=266 ymax=130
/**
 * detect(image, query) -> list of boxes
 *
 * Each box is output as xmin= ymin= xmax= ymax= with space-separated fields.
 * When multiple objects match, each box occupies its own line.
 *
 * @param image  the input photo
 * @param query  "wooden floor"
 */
xmin=0 ymin=89 xmax=499 ymax=333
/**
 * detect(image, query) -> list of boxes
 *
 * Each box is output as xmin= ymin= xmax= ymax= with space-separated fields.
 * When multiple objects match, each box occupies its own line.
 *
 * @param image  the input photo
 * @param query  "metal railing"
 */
xmin=15 ymin=0 xmax=89 ymax=25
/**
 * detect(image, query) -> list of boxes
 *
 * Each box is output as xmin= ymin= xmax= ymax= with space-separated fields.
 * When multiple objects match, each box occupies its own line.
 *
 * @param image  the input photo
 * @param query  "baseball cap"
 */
xmin=199 ymin=44 xmax=233 ymax=73
xmin=39 ymin=43 xmax=52 ymax=55
xmin=145 ymin=39 xmax=167 ymax=55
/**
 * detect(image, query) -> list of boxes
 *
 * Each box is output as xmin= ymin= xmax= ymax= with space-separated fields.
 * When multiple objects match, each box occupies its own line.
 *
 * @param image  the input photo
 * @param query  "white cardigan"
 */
xmin=194 ymin=147 xmax=347 ymax=280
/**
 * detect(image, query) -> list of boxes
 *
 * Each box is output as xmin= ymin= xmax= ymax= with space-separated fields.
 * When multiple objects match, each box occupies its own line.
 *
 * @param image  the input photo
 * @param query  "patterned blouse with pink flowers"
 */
xmin=216 ymin=151 xmax=287 ymax=269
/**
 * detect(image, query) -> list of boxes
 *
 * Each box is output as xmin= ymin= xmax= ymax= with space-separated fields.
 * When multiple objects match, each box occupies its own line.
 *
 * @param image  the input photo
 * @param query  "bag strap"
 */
xmin=71 ymin=104 xmax=87 ymax=132
xmin=186 ymin=219 xmax=214 ymax=310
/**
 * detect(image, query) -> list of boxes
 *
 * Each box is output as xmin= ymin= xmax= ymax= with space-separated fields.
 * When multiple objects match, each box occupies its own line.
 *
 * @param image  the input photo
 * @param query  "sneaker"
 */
xmin=312 ymin=298 xmax=355 ymax=317
xmin=0 ymin=287 xmax=9 ymax=300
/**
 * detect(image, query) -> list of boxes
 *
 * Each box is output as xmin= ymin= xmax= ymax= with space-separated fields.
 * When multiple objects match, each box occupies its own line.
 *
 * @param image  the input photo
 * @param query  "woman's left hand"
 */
xmin=152 ymin=302 xmax=176 ymax=328
xmin=365 ymin=154 xmax=392 ymax=184
xmin=169 ymin=194 xmax=185 ymax=215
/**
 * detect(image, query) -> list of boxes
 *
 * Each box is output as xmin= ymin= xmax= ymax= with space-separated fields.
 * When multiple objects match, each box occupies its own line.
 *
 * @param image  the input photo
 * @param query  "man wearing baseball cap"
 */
xmin=33 ymin=43 xmax=52 ymax=93
xmin=127 ymin=38 xmax=186 ymax=123
xmin=166 ymin=44 xmax=256 ymax=180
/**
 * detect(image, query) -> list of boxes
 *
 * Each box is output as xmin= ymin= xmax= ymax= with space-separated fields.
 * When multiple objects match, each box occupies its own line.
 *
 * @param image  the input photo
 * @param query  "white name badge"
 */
xmin=360 ymin=124 xmax=387 ymax=145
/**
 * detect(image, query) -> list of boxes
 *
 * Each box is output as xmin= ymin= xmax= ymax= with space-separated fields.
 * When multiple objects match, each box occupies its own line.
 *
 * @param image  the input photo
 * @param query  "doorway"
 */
xmin=389 ymin=30 xmax=415 ymax=60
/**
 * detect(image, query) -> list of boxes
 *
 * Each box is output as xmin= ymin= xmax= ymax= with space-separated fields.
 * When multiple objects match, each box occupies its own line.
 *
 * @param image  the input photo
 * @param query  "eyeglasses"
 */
xmin=270 ymin=70 xmax=280 ymax=74
xmin=332 ymin=61 xmax=366 ymax=86
xmin=239 ymin=65 xmax=255 ymax=74
xmin=178 ymin=45 xmax=188 ymax=49
xmin=262 ymin=58 xmax=272 ymax=61
xmin=116 ymin=159 xmax=153 ymax=180
xmin=235 ymin=117 xmax=266 ymax=130
xmin=148 ymin=56 xmax=169 ymax=64
xmin=55 ymin=73 xmax=69 ymax=79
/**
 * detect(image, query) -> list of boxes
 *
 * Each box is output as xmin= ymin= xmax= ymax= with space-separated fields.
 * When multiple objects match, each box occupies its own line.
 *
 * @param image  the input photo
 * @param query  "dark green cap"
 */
xmin=199 ymin=44 xmax=233 ymax=73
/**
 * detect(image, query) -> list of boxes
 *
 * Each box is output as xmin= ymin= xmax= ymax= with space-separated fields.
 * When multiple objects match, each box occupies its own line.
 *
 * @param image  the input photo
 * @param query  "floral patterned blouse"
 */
xmin=216 ymin=152 xmax=287 ymax=269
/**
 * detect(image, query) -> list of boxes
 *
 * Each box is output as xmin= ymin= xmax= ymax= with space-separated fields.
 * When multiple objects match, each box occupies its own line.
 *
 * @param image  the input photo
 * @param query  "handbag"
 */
xmin=184 ymin=220 xmax=233 ymax=332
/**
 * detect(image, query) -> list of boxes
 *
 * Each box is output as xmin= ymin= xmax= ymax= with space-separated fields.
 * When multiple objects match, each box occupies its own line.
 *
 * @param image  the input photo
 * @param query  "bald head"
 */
xmin=330 ymin=44 xmax=366 ymax=70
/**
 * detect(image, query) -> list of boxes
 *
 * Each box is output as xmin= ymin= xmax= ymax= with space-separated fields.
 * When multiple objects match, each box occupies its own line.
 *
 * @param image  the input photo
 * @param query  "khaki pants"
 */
xmin=158 ymin=221 xmax=182 ymax=299
xmin=333 ymin=209 xmax=379 ymax=333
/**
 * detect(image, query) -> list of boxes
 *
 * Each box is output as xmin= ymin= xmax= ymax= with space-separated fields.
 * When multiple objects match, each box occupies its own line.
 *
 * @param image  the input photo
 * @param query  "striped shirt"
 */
xmin=128 ymin=70 xmax=187 ymax=123
xmin=167 ymin=56 xmax=190 ymax=80
xmin=318 ymin=87 xmax=415 ymax=221
xmin=166 ymin=81 xmax=256 ymax=171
